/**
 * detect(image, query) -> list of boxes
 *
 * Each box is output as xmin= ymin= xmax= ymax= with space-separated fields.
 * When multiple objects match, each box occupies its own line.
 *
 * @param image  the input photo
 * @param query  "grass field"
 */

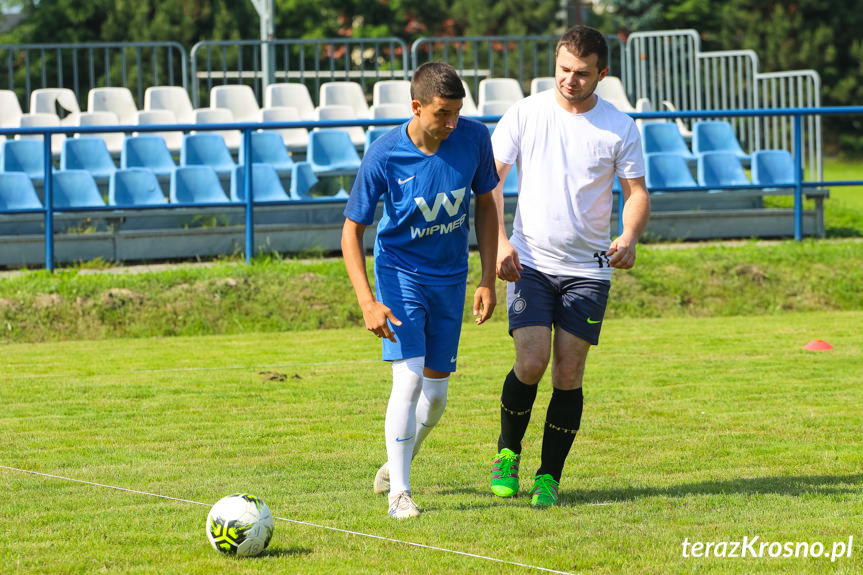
xmin=2 ymin=311 xmax=861 ymax=574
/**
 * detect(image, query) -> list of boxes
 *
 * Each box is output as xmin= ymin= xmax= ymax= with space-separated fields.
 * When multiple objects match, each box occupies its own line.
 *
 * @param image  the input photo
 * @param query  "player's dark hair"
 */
xmin=410 ymin=62 xmax=466 ymax=104
xmin=557 ymin=25 xmax=608 ymax=72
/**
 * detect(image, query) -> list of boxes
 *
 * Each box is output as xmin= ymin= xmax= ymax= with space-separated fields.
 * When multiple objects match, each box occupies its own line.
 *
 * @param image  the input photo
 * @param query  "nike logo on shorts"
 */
xmin=587 ymin=317 xmax=601 ymax=324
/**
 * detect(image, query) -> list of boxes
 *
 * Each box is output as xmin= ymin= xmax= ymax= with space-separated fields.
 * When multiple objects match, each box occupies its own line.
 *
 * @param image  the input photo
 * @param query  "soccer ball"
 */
xmin=206 ymin=493 xmax=274 ymax=557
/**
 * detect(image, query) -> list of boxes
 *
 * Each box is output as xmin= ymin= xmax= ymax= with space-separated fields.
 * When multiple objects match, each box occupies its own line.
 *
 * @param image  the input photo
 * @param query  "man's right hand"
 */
xmin=362 ymin=301 xmax=402 ymax=343
xmin=496 ymin=237 xmax=523 ymax=282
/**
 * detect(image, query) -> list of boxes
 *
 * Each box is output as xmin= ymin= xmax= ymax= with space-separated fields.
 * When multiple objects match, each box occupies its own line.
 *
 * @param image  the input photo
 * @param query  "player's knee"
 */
xmin=514 ymin=356 xmax=548 ymax=385
xmin=551 ymin=358 xmax=585 ymax=389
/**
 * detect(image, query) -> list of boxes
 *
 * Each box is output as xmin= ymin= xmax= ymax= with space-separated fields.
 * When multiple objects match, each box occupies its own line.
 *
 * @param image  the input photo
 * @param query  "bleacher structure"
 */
xmin=0 ymin=31 xmax=833 ymax=267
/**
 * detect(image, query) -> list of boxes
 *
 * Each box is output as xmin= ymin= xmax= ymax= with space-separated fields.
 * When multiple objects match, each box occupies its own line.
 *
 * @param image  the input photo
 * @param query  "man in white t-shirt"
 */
xmin=489 ymin=25 xmax=651 ymax=508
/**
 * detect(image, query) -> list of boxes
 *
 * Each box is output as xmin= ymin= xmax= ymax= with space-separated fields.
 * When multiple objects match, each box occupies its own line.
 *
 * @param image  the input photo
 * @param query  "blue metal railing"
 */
xmin=1 ymin=106 xmax=862 ymax=272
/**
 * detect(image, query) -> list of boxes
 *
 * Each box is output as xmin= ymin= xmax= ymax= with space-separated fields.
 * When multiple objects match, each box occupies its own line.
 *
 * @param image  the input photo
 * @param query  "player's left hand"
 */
xmin=607 ymin=235 xmax=637 ymax=269
xmin=473 ymin=285 xmax=496 ymax=325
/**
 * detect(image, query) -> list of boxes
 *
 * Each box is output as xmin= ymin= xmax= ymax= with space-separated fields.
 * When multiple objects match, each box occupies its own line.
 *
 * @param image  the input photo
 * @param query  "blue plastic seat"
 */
xmin=230 ymin=164 xmax=290 ymax=202
xmin=60 ymin=137 xmax=117 ymax=180
xmin=697 ymin=151 xmax=750 ymax=189
xmin=2 ymin=140 xmax=46 ymax=182
xmin=180 ymin=133 xmax=236 ymax=178
xmin=0 ymin=172 xmax=43 ymax=210
xmin=289 ymin=162 xmax=319 ymax=200
xmin=364 ymin=127 xmax=392 ymax=154
xmin=306 ymin=130 xmax=362 ymax=175
xmin=52 ymin=170 xmax=106 ymax=207
xmin=121 ymin=135 xmax=177 ymax=179
xmin=109 ymin=168 xmax=167 ymax=206
xmin=170 ymin=165 xmax=229 ymax=204
xmin=692 ymin=121 xmax=749 ymax=162
xmin=645 ymin=152 xmax=698 ymax=191
xmin=503 ymin=167 xmax=518 ymax=194
xmin=751 ymin=149 xmax=797 ymax=186
xmin=238 ymin=131 xmax=294 ymax=177
xmin=641 ymin=122 xmax=695 ymax=160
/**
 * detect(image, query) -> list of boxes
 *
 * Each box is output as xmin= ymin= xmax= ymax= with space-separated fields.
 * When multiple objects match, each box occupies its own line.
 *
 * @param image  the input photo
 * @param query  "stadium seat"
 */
xmin=60 ymin=137 xmax=117 ymax=182
xmin=460 ymin=81 xmax=479 ymax=117
xmin=372 ymin=80 xmax=411 ymax=107
xmin=697 ymin=151 xmax=750 ymax=189
xmin=306 ymin=130 xmax=362 ymax=175
xmin=478 ymin=78 xmax=524 ymax=107
xmin=530 ymin=77 xmax=555 ymax=95
xmin=210 ymin=84 xmax=261 ymax=123
xmin=751 ymin=149 xmax=797 ymax=187
xmin=258 ymin=107 xmax=310 ymax=153
xmin=193 ymin=107 xmax=241 ymax=151
xmin=170 ymin=165 xmax=229 ymax=204
xmin=503 ymin=167 xmax=518 ymax=193
xmin=144 ymin=85 xmax=196 ymax=124
xmin=369 ymin=103 xmax=411 ymax=125
xmin=641 ymin=122 xmax=695 ymax=161
xmin=0 ymin=90 xmax=23 ymax=128
xmin=645 ymin=152 xmax=698 ymax=191
xmin=477 ymin=100 xmax=513 ymax=124
xmin=238 ymin=131 xmax=294 ymax=177
xmin=364 ymin=127 xmax=392 ymax=154
xmin=660 ymin=100 xmax=693 ymax=140
xmin=289 ymin=162 xmax=319 ymax=200
xmin=134 ymin=109 xmax=183 ymax=153
xmin=121 ymin=135 xmax=177 ymax=179
xmin=52 ymin=170 xmax=106 ymax=208
xmin=692 ymin=121 xmax=749 ymax=162
xmin=314 ymin=105 xmax=366 ymax=148
xmin=16 ymin=113 xmax=65 ymax=156
xmin=76 ymin=111 xmax=125 ymax=155
xmin=0 ymin=172 xmax=42 ymax=210
xmin=264 ymin=83 xmax=316 ymax=120
xmin=180 ymin=133 xmax=236 ymax=179
xmin=594 ymin=75 xmax=653 ymax=126
xmin=29 ymin=88 xmax=81 ymax=124
xmin=2 ymin=139 xmax=45 ymax=183
xmin=88 ymin=87 xmax=138 ymax=126
xmin=109 ymin=168 xmax=167 ymax=206
xmin=319 ymin=81 xmax=370 ymax=118
xmin=230 ymin=163 xmax=290 ymax=202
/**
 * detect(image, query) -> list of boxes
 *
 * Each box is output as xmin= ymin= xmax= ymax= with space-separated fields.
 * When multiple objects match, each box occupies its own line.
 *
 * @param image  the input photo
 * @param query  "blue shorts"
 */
xmin=375 ymin=268 xmax=467 ymax=373
xmin=507 ymin=266 xmax=610 ymax=345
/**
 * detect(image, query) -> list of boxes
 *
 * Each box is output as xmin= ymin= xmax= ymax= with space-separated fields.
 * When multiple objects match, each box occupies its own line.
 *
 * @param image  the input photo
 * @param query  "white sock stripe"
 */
xmin=0 ymin=464 xmax=578 ymax=574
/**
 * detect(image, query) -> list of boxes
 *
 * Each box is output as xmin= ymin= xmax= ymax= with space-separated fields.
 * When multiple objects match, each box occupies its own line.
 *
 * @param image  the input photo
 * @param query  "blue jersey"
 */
xmin=344 ymin=117 xmax=499 ymax=284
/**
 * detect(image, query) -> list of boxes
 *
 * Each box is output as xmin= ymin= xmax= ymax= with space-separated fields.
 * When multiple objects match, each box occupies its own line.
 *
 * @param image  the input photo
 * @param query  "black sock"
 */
xmin=537 ymin=387 xmax=583 ymax=482
xmin=497 ymin=369 xmax=538 ymax=454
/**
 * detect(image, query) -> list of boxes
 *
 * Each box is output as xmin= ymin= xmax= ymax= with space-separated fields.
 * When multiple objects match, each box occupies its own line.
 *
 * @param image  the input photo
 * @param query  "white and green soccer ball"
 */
xmin=206 ymin=493 xmax=274 ymax=557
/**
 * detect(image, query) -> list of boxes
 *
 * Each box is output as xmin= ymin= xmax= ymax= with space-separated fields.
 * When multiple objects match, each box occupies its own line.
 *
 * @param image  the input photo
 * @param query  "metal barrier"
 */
xmin=411 ymin=34 xmax=625 ymax=99
xmin=0 ymin=41 xmax=187 ymax=111
xmin=1 ymin=106 xmax=861 ymax=272
xmin=624 ymin=29 xmax=822 ymax=180
xmin=189 ymin=37 xmax=410 ymax=108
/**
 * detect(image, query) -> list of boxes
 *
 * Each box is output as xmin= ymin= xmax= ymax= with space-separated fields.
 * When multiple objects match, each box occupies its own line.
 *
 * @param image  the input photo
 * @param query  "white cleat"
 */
xmin=373 ymin=462 xmax=389 ymax=495
xmin=388 ymin=490 xmax=420 ymax=519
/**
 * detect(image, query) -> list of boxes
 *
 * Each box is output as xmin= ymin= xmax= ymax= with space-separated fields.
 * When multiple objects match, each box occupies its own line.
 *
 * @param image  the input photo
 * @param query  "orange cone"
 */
xmin=803 ymin=340 xmax=834 ymax=351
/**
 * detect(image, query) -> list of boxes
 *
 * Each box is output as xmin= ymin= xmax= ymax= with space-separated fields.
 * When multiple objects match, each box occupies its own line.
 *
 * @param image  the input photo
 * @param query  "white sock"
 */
xmin=385 ymin=357 xmax=424 ymax=496
xmin=412 ymin=376 xmax=449 ymax=458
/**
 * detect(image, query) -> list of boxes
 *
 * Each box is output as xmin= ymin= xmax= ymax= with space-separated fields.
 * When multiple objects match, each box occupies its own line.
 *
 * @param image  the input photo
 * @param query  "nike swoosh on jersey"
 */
xmin=398 ymin=175 xmax=416 ymax=185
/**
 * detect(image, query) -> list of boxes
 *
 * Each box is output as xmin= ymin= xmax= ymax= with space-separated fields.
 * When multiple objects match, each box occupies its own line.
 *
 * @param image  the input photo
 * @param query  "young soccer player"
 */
xmin=489 ymin=26 xmax=651 ymax=507
xmin=341 ymin=62 xmax=499 ymax=519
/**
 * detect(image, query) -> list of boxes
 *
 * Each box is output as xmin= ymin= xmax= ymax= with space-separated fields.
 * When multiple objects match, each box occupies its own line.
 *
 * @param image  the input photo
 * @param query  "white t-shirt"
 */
xmin=492 ymin=90 xmax=644 ymax=280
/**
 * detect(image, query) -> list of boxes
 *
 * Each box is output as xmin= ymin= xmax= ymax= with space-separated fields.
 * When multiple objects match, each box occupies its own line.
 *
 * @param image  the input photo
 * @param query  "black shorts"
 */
xmin=506 ymin=265 xmax=611 ymax=345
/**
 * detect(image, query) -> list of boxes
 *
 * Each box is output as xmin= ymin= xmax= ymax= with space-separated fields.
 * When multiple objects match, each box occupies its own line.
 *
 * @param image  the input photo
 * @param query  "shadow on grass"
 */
xmin=437 ymin=473 xmax=863 ymax=508
xmin=261 ymin=545 xmax=314 ymax=558
xmin=560 ymin=472 xmax=863 ymax=507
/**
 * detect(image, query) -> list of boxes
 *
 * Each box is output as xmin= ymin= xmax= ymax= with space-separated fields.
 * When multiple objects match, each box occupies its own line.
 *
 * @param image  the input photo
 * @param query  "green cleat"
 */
xmin=529 ymin=474 xmax=559 ymax=508
xmin=490 ymin=448 xmax=520 ymax=497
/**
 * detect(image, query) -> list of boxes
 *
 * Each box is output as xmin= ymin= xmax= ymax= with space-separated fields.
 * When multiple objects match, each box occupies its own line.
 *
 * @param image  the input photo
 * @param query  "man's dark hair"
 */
xmin=557 ymin=25 xmax=608 ymax=72
xmin=410 ymin=62 xmax=466 ymax=104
